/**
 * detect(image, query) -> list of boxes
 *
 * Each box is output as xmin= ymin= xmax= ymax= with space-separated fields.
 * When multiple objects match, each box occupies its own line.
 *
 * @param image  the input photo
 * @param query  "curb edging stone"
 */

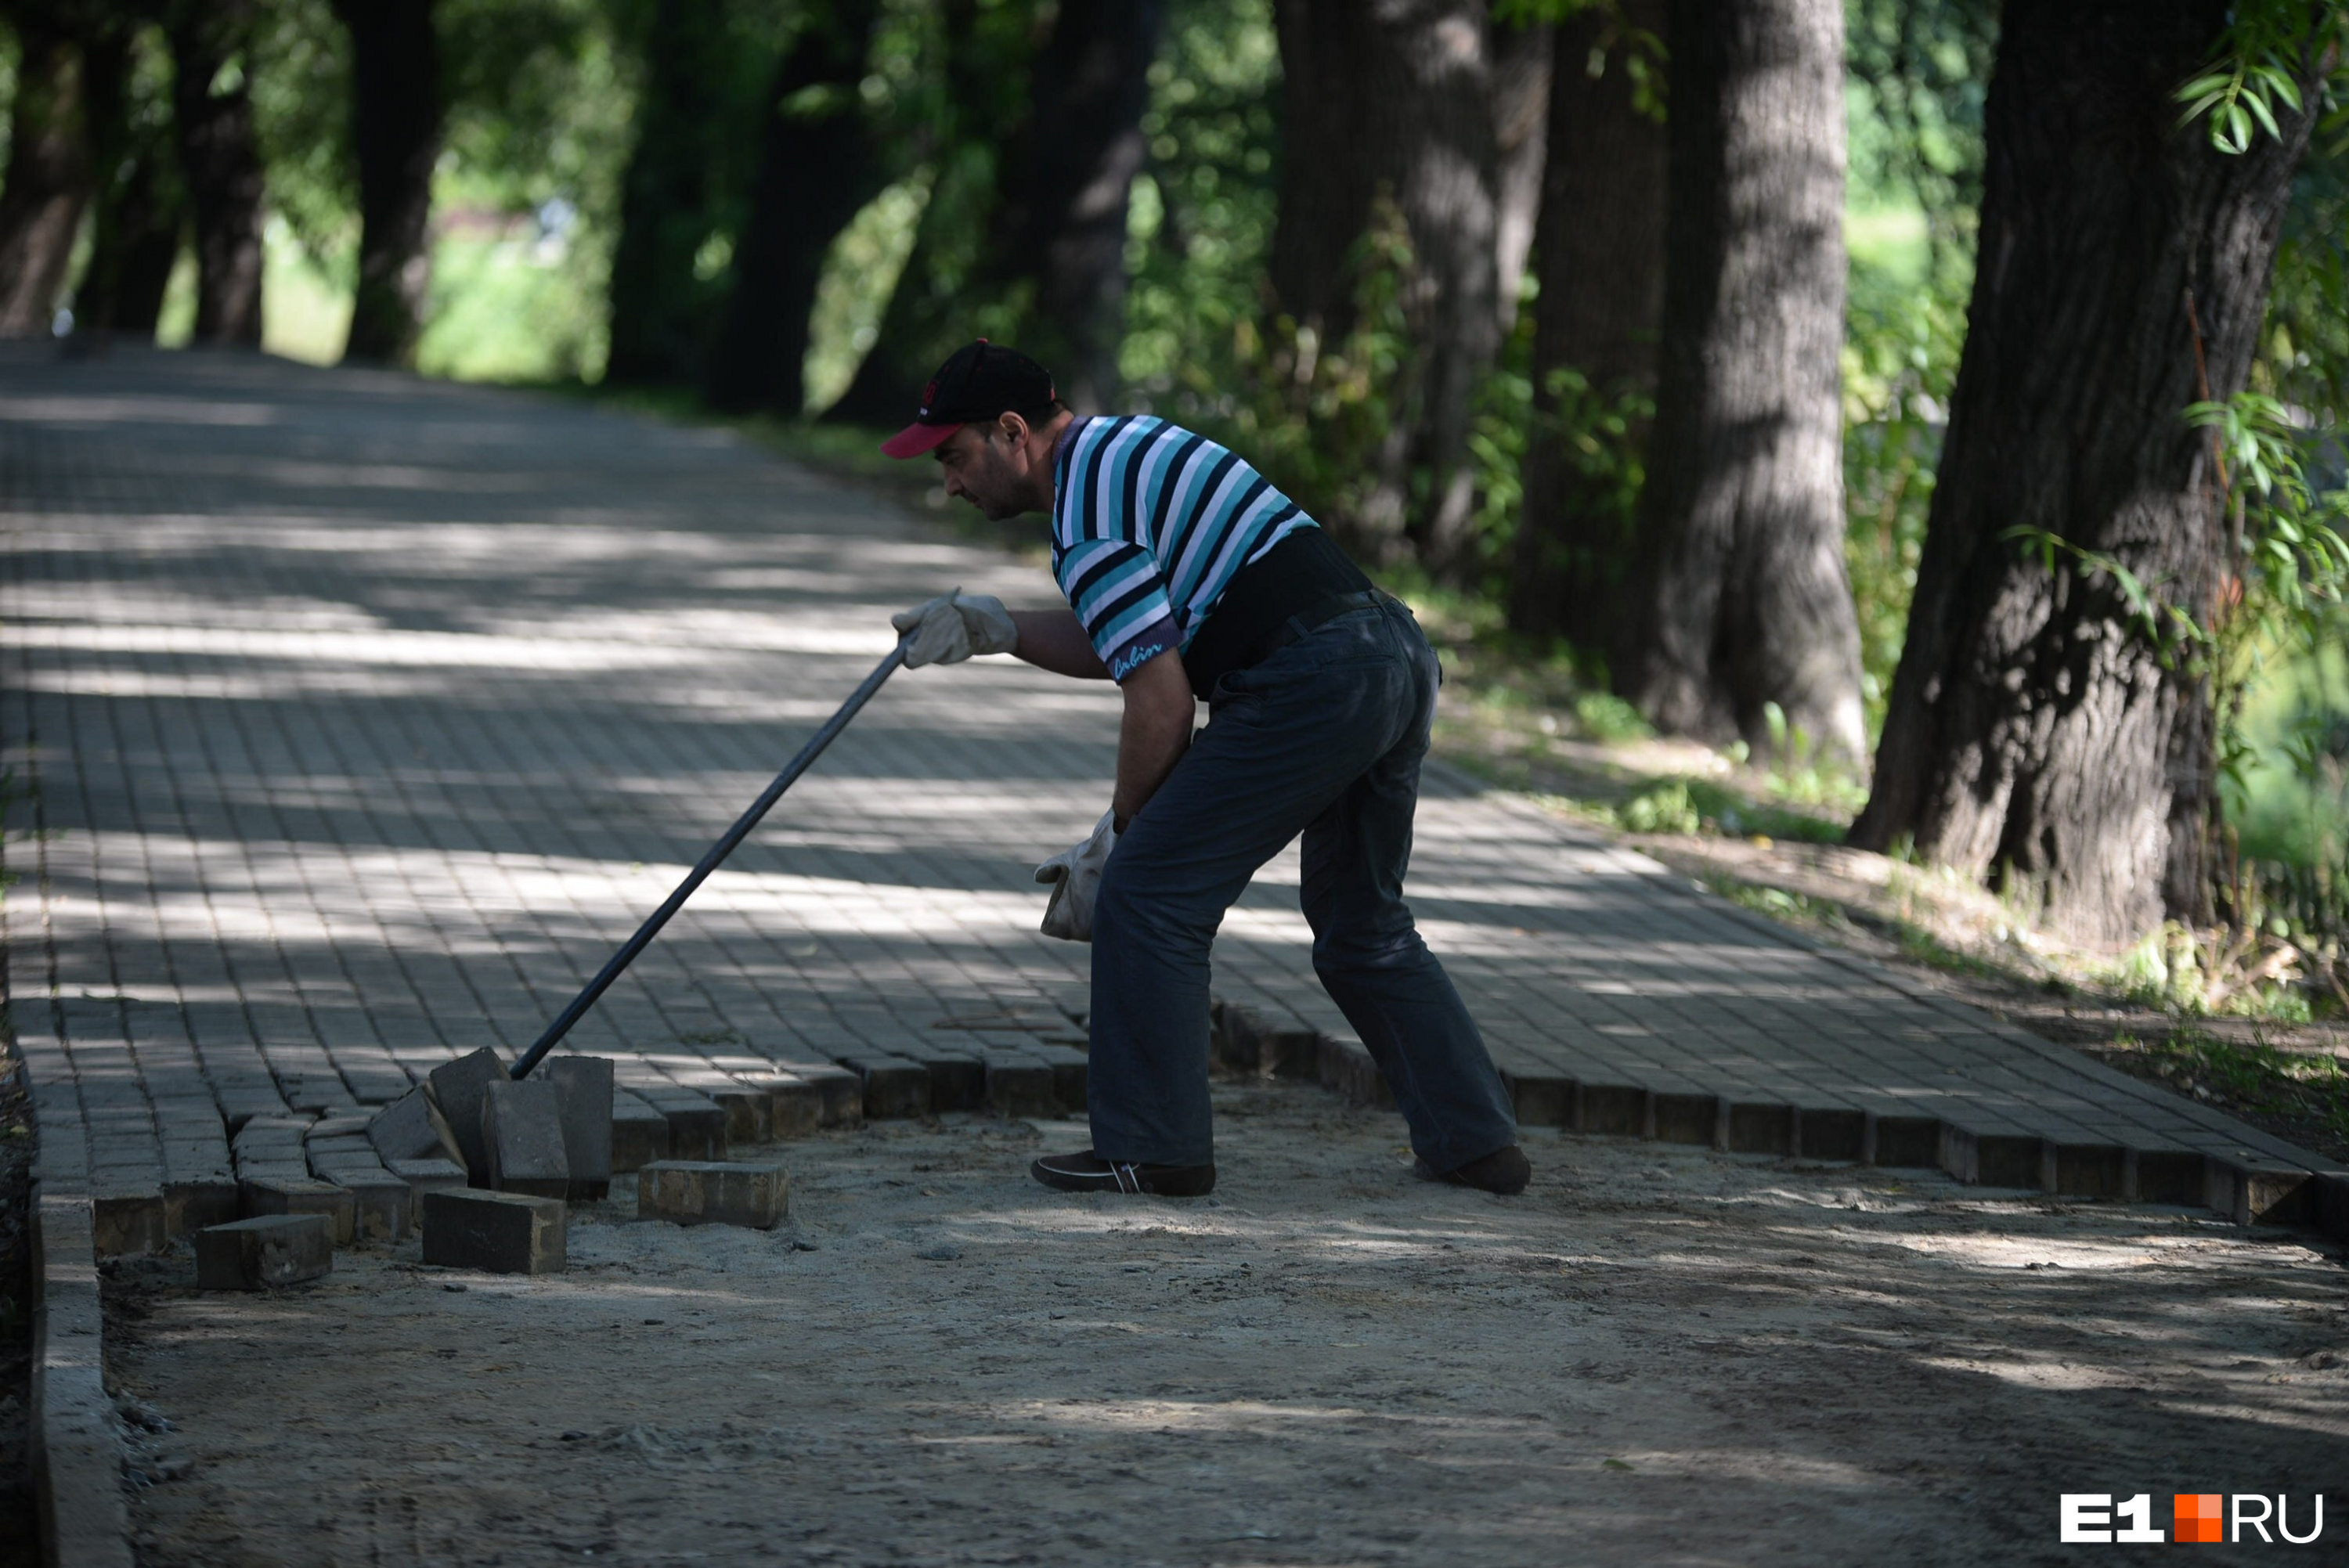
xmin=30 ymin=1180 xmax=132 ymax=1568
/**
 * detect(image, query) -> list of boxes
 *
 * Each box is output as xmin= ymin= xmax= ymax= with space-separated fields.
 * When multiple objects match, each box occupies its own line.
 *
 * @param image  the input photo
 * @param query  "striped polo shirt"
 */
xmin=1050 ymin=416 xmax=1316 ymax=681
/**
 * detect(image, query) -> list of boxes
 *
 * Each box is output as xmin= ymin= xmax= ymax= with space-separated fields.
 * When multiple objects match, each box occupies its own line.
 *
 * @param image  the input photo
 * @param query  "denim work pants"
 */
xmin=1087 ymin=598 xmax=1519 ymax=1170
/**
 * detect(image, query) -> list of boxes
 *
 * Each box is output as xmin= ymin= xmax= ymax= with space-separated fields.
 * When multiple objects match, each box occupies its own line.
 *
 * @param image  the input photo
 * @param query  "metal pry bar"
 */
xmin=509 ymin=640 xmax=911 ymax=1080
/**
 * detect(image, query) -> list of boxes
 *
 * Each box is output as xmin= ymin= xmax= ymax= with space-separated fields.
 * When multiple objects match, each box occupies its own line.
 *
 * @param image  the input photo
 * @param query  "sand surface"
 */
xmin=110 ymin=1080 xmax=2347 ymax=1566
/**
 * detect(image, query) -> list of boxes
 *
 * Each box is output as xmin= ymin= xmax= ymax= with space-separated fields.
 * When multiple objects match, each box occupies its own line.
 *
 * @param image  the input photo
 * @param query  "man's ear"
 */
xmin=998 ymin=411 xmax=1030 ymax=451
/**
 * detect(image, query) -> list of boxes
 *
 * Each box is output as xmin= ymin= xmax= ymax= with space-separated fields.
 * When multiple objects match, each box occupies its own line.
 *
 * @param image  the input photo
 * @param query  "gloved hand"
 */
xmin=1034 ymin=811 xmax=1117 ymax=943
xmin=890 ymin=588 xmax=1019 ymax=668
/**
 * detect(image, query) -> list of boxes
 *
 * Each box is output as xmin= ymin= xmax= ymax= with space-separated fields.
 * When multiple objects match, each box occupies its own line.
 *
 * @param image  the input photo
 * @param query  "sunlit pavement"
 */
xmin=2 ymin=343 xmax=2330 ymax=1224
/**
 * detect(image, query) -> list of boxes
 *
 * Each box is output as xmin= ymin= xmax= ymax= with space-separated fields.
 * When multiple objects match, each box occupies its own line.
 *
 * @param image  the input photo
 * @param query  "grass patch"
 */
xmin=2098 ymin=1029 xmax=2349 ymax=1158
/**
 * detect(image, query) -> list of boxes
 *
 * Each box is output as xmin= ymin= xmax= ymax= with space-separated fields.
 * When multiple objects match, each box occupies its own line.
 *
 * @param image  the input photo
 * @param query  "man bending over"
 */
xmin=882 ymin=341 xmax=1527 ymax=1199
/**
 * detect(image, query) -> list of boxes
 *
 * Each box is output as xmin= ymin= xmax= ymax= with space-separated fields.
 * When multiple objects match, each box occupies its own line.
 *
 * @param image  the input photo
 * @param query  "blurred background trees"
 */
xmin=0 ymin=0 xmax=2345 ymax=995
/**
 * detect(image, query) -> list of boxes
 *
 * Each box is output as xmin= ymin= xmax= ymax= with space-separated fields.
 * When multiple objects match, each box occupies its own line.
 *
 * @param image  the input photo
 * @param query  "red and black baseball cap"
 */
xmin=879 ymin=340 xmax=1058 ymax=459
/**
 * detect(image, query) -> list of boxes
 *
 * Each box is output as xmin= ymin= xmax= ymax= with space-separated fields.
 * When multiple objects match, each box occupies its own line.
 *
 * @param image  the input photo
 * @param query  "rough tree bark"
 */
xmin=1613 ymin=0 xmax=1861 ymax=762
xmin=79 ymin=16 xmax=187 ymax=341
xmin=163 ymin=0 xmax=266 ymax=345
xmin=987 ymin=0 xmax=1165 ymax=411
xmin=0 ymin=4 xmax=92 ymax=337
xmin=705 ymin=0 xmax=886 ymax=414
xmin=334 ymin=0 xmax=442 ymax=366
xmin=1489 ymin=16 xmax=1550 ymax=333
xmin=1268 ymin=0 xmax=1502 ymax=577
xmin=1507 ymin=0 xmax=1668 ymax=651
xmin=1849 ymin=0 xmax=2314 ymax=947
xmin=604 ymin=0 xmax=746 ymax=385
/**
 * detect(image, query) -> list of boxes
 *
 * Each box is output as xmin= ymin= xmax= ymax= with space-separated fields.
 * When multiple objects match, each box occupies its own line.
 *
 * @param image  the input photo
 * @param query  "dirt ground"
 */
xmin=107 ymin=1078 xmax=2347 ymax=1568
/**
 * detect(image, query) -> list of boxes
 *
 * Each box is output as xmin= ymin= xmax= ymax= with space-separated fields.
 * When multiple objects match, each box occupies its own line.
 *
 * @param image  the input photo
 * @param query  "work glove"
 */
xmin=1034 ymin=811 xmax=1118 ymax=943
xmin=890 ymin=588 xmax=1019 ymax=668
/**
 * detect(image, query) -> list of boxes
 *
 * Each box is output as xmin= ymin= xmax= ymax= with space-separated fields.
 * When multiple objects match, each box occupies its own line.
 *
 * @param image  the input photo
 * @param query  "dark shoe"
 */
xmin=1030 ymin=1149 xmax=1217 ymax=1197
xmin=1425 ymin=1144 xmax=1531 ymax=1195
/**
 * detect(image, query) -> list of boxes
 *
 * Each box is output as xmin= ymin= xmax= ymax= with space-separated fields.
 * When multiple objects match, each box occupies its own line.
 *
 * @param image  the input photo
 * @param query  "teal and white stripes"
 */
xmin=1050 ymin=416 xmax=1315 ymax=680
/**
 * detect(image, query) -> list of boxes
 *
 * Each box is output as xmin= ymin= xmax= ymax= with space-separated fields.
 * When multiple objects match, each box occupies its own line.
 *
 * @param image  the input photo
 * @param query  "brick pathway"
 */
xmin=2 ymin=344 xmax=2338 ymax=1255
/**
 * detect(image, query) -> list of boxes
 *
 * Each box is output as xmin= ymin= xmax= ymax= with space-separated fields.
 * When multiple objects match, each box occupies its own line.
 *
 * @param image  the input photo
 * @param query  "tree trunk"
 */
xmin=163 ymin=0 xmax=265 ymax=345
xmin=1489 ymin=16 xmax=1550 ymax=333
xmin=1613 ymin=0 xmax=1861 ymax=762
xmin=1267 ymin=0 xmax=1503 ymax=577
xmin=334 ymin=0 xmax=442 ymax=366
xmin=78 ymin=16 xmax=187 ymax=341
xmin=0 ymin=6 xmax=92 ymax=337
xmin=604 ymin=0 xmax=744 ymax=386
xmin=705 ymin=0 xmax=886 ymax=416
xmin=1507 ymin=0 xmax=1667 ymax=651
xmin=1849 ymin=0 xmax=2312 ymax=948
xmin=991 ymin=0 xmax=1166 ymax=413
xmin=825 ymin=0 xmax=1160 ymax=424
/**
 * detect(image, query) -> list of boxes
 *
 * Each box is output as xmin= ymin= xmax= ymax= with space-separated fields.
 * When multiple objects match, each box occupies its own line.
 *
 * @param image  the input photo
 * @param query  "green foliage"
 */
xmin=1120 ymin=0 xmax=1284 ymax=407
xmin=1572 ymin=690 xmax=1649 ymax=743
xmin=1846 ymin=0 xmax=1995 ymax=280
xmin=1840 ymin=0 xmax=1993 ymax=737
xmin=1616 ymin=780 xmax=1701 ymax=836
xmin=249 ymin=0 xmax=357 ymax=272
xmin=2175 ymin=0 xmax=2347 ymax=153
xmin=2109 ymin=1028 xmax=2349 ymax=1149
xmin=1176 ymin=197 xmax=1418 ymax=548
xmin=420 ymin=0 xmax=636 ymax=380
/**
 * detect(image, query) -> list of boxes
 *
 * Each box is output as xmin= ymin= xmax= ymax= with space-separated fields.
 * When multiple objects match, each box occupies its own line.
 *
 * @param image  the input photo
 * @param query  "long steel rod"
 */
xmin=510 ymin=642 xmax=909 ymax=1080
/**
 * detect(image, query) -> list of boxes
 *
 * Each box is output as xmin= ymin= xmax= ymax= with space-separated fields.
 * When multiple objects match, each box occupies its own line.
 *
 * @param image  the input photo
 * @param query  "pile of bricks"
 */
xmin=193 ymin=1045 xmax=844 ymax=1288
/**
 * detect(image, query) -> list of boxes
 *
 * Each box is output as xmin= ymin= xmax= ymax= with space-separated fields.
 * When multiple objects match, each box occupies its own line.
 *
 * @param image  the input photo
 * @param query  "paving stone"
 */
xmin=1792 ymin=1106 xmax=1867 ymax=1161
xmin=2206 ymin=1156 xmax=2315 ymax=1226
xmin=708 ymin=1087 xmax=771 ymax=1144
xmin=1317 ymin=1037 xmax=1393 ymax=1111
xmin=196 ymin=1215 xmax=334 ymax=1290
xmin=758 ymin=1075 xmax=822 ymax=1138
xmin=1032 ymin=1045 xmax=1088 ymax=1113
xmin=543 ymin=1056 xmax=614 ymax=1200
xmin=1500 ymin=1069 xmax=1574 ymax=1129
xmin=984 ymin=1058 xmax=1056 ymax=1119
xmin=161 ymin=1179 xmax=240 ymax=1238
xmin=367 ymin=1085 xmax=467 ymax=1170
xmin=232 ymin=1160 xmax=310 ymax=1185
xmin=481 ymin=1080 xmax=572 ymax=1200
xmin=855 ymin=1059 xmax=929 ymax=1120
xmin=801 ymin=1066 xmax=865 ymax=1129
xmin=240 ymin=1177 xmax=357 ymax=1245
xmin=609 ymin=1091 xmax=669 ymax=1172
xmin=915 ymin=1051 xmax=984 ymax=1112
xmin=334 ymin=1172 xmax=415 ymax=1243
xmin=420 ymin=1189 xmax=566 ymax=1275
xmin=387 ymin=1157 xmax=471 ymax=1195
xmin=427 ymin=1048 xmax=507 ymax=1181
xmin=638 ymin=1160 xmax=790 ymax=1230
xmin=640 ymin=1090 xmax=726 ymax=1160
xmin=92 ymin=1190 xmax=167 ymax=1258
xmin=1725 ymin=1102 xmax=1794 ymax=1155
xmin=1871 ymin=1116 xmax=1943 ymax=1170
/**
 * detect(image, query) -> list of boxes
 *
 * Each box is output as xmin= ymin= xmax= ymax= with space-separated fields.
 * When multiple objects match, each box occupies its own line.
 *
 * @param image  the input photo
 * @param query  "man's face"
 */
xmin=933 ymin=419 xmax=1031 ymax=521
